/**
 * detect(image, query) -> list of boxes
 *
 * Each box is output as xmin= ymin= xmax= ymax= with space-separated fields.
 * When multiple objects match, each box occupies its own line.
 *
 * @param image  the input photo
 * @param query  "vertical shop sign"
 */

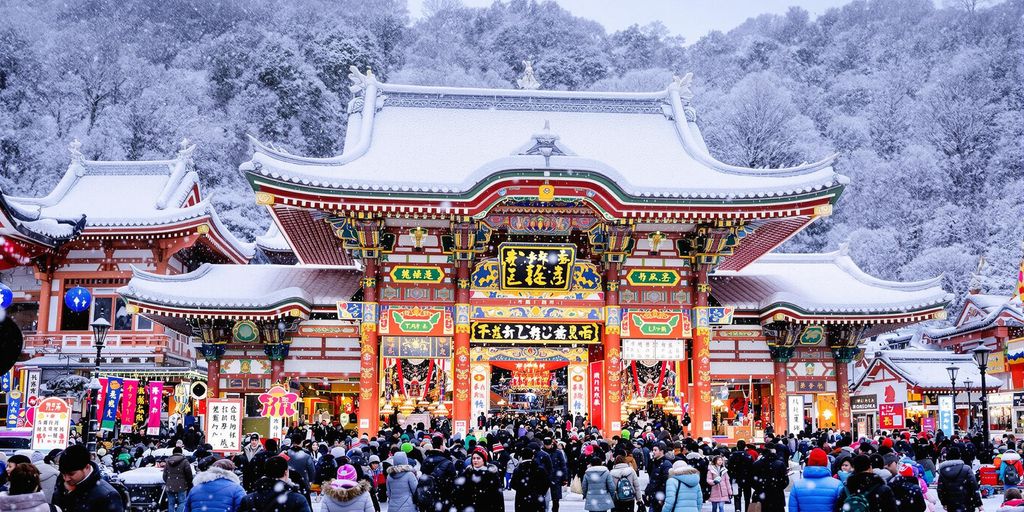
xmin=119 ymin=380 xmax=139 ymax=433
xmin=146 ymin=382 xmax=164 ymax=436
xmin=590 ymin=361 xmax=604 ymax=429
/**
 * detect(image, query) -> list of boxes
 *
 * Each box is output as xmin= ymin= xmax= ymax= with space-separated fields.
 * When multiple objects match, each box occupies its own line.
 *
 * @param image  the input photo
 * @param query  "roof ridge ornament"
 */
xmin=517 ymin=60 xmax=541 ymax=90
xmin=968 ymin=255 xmax=986 ymax=294
xmin=348 ymin=66 xmax=374 ymax=95
xmin=671 ymin=72 xmax=695 ymax=102
xmin=177 ymin=137 xmax=196 ymax=161
xmin=514 ymin=120 xmax=575 ymax=166
xmin=68 ymin=138 xmax=85 ymax=172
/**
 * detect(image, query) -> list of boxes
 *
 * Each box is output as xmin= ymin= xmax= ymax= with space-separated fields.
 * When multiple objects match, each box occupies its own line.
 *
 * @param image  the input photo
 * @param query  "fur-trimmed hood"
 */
xmin=323 ymin=480 xmax=371 ymax=502
xmin=193 ymin=466 xmax=240 ymax=486
xmin=669 ymin=465 xmax=699 ymax=477
xmin=386 ymin=464 xmax=417 ymax=476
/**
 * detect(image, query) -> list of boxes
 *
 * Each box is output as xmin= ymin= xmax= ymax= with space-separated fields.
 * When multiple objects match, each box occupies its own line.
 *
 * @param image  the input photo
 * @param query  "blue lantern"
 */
xmin=0 ymin=283 xmax=11 ymax=309
xmin=64 ymin=286 xmax=92 ymax=313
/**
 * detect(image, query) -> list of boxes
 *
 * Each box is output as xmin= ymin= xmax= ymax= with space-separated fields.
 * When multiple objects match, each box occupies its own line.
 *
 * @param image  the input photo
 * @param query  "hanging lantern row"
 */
xmin=64 ymin=286 xmax=92 ymax=313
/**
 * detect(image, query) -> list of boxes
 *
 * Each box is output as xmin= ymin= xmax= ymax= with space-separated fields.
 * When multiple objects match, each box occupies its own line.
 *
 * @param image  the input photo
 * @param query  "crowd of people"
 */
xmin=9 ymin=407 xmax=1024 ymax=512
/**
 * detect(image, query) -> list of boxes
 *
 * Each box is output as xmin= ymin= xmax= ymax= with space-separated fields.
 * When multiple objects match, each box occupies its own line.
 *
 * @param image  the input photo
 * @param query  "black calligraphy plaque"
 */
xmin=499 ymin=243 xmax=575 ymax=291
xmin=471 ymin=321 xmax=600 ymax=344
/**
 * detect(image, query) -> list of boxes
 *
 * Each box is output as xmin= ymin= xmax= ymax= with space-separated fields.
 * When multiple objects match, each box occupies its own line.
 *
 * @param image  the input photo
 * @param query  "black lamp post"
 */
xmin=973 ymin=345 xmax=993 ymax=463
xmin=947 ymin=365 xmax=959 ymax=433
xmin=964 ymin=378 xmax=973 ymax=432
xmin=83 ymin=318 xmax=110 ymax=451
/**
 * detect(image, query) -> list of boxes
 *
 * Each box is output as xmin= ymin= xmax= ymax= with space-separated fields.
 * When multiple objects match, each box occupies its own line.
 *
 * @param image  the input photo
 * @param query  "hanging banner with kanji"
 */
xmin=205 ymin=398 xmax=243 ymax=454
xmin=95 ymin=378 xmax=108 ymax=419
xmin=100 ymin=377 xmax=123 ymax=431
xmin=134 ymin=381 xmax=148 ymax=430
xmin=32 ymin=398 xmax=70 ymax=451
xmin=258 ymin=386 xmax=299 ymax=418
xmin=6 ymin=389 xmax=21 ymax=426
xmin=568 ymin=364 xmax=587 ymax=418
xmin=0 ymin=370 xmax=10 ymax=393
xmin=589 ymin=361 xmax=604 ymax=430
xmin=119 ymin=380 xmax=139 ymax=433
xmin=22 ymin=369 xmax=41 ymax=428
xmin=146 ymin=381 xmax=164 ymax=435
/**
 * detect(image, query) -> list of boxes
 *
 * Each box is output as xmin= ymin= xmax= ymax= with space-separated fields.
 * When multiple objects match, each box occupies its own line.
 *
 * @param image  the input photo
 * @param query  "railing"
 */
xmin=23 ymin=332 xmax=193 ymax=359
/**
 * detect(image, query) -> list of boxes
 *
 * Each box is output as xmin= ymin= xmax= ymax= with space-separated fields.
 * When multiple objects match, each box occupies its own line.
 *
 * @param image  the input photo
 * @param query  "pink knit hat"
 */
xmin=335 ymin=464 xmax=358 ymax=485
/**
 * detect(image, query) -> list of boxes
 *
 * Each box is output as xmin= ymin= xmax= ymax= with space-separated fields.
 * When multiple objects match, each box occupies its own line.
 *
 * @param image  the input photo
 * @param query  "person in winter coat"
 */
xmin=705 ymin=456 xmax=731 ymax=512
xmin=287 ymin=445 xmax=317 ymax=491
xmin=787 ymin=448 xmax=841 ymax=512
xmin=243 ymin=439 xmax=280 ymax=492
xmin=53 ymin=444 xmax=125 ymax=512
xmin=237 ymin=456 xmax=310 ymax=512
xmin=510 ymin=446 xmax=550 ymax=512
xmin=417 ymin=437 xmax=456 ymax=512
xmin=662 ymin=461 xmax=702 ymax=512
xmin=0 ymin=463 xmax=51 ymax=512
xmin=936 ymin=446 xmax=984 ymax=512
xmin=581 ymin=457 xmax=616 ymax=512
xmin=544 ymin=438 xmax=568 ymax=512
xmin=454 ymin=448 xmax=504 ymax=512
xmin=726 ymin=441 xmax=752 ymax=512
xmin=315 ymin=453 xmax=340 ymax=487
xmin=1001 ymin=450 xmax=1024 ymax=491
xmin=164 ymin=447 xmax=195 ymax=512
xmin=385 ymin=452 xmax=417 ymax=512
xmin=321 ymin=465 xmax=374 ymax=512
xmin=184 ymin=459 xmax=246 ymax=512
xmin=609 ymin=455 xmax=640 ymax=512
xmin=644 ymin=443 xmax=674 ymax=512
xmin=749 ymin=446 xmax=788 ymax=511
xmin=834 ymin=454 xmax=897 ymax=512
xmin=26 ymin=451 xmax=58 ymax=503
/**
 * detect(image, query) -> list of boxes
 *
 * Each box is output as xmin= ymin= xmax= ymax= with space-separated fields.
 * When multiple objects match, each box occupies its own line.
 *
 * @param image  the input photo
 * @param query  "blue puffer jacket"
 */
xmin=185 ymin=466 xmax=246 ymax=512
xmin=663 ymin=463 xmax=703 ymax=512
xmin=787 ymin=465 xmax=843 ymax=512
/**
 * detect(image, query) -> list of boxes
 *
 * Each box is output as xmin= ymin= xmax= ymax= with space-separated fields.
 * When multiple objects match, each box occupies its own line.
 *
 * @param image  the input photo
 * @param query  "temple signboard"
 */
xmin=499 ymin=243 xmax=575 ymax=291
xmin=621 ymin=309 xmax=692 ymax=339
xmin=471 ymin=321 xmax=600 ymax=344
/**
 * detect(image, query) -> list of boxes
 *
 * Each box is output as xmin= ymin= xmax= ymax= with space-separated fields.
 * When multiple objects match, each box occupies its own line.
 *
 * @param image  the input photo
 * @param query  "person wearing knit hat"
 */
xmin=321 ymin=464 xmax=373 ymax=512
xmin=788 ymin=447 xmax=842 ymax=512
xmin=457 ymin=445 xmax=502 ymax=512
xmin=620 ymin=429 xmax=630 ymax=441
xmin=53 ymin=444 xmax=126 ymax=512
xmin=883 ymin=454 xmax=927 ymax=510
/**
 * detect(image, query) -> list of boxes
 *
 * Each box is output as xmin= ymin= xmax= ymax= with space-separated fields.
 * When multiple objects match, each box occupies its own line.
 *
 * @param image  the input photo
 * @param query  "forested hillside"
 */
xmin=1 ymin=0 xmax=1021 ymax=308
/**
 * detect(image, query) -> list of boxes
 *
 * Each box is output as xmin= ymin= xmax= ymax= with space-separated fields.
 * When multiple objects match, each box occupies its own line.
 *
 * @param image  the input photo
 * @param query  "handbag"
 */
xmin=570 ymin=475 xmax=583 ymax=494
xmin=748 ymin=502 xmax=762 ymax=512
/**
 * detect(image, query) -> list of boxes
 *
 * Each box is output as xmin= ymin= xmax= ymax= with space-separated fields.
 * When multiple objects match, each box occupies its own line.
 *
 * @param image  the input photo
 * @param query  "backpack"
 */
xmin=843 ymin=487 xmax=873 ymax=512
xmin=1006 ymin=462 xmax=1022 ymax=486
xmin=614 ymin=475 xmax=636 ymax=502
xmin=413 ymin=473 xmax=436 ymax=508
xmin=890 ymin=476 xmax=926 ymax=512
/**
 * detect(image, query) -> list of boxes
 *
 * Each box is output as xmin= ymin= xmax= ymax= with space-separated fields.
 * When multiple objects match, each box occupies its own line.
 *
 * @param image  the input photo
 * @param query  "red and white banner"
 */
xmin=879 ymin=403 xmax=905 ymax=430
xmin=590 ymin=361 xmax=604 ymax=430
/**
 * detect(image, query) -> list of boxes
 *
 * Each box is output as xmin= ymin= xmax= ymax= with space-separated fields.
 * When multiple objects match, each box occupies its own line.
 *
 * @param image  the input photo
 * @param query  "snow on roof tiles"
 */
xmin=119 ymin=263 xmax=361 ymax=311
xmin=245 ymin=69 xmax=846 ymax=200
xmin=924 ymin=295 xmax=1024 ymax=340
xmin=256 ymin=224 xmax=292 ymax=252
xmin=858 ymin=349 xmax=1003 ymax=391
xmin=8 ymin=143 xmax=255 ymax=261
xmin=710 ymin=246 xmax=951 ymax=315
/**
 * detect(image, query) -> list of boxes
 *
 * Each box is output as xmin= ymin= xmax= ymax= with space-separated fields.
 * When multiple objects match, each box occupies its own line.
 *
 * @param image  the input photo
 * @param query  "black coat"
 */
xmin=52 ymin=463 xmax=125 ymax=512
xmin=644 ymin=457 xmax=673 ymax=504
xmin=750 ymin=452 xmax=788 ymax=511
xmin=726 ymin=450 xmax=752 ymax=486
xmin=238 ymin=477 xmax=311 ymax=512
xmin=243 ymin=449 xmax=280 ymax=492
xmin=510 ymin=460 xmax=549 ymax=512
xmin=936 ymin=459 xmax=983 ymax=512
xmin=418 ymin=450 xmax=456 ymax=512
xmin=454 ymin=464 xmax=505 ymax=512
xmin=835 ymin=472 xmax=897 ymax=512
xmin=887 ymin=474 xmax=926 ymax=512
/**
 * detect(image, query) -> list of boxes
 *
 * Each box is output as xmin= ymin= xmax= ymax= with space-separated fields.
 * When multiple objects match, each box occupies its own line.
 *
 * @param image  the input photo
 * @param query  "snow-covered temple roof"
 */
xmin=923 ymin=293 xmax=1024 ymax=341
xmin=243 ymin=68 xmax=845 ymax=208
xmin=255 ymin=224 xmax=292 ymax=253
xmin=710 ymin=246 xmax=950 ymax=324
xmin=854 ymin=349 xmax=1002 ymax=392
xmin=0 ymin=190 xmax=82 ymax=248
xmin=8 ymin=140 xmax=255 ymax=263
xmin=118 ymin=263 xmax=362 ymax=320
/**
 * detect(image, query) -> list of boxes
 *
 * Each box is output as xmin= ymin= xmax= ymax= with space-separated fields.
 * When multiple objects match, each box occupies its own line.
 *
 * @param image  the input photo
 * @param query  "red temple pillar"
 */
xmin=271 ymin=359 xmax=284 ymax=384
xmin=831 ymin=346 xmax=857 ymax=433
xmin=603 ymin=263 xmax=622 ymax=435
xmin=452 ymin=260 xmax=472 ymax=434
xmin=773 ymin=357 xmax=788 ymax=434
xmin=35 ymin=272 xmax=52 ymax=333
xmin=357 ymin=258 xmax=381 ymax=435
xmin=692 ymin=265 xmax=712 ymax=438
xmin=207 ymin=360 xmax=220 ymax=398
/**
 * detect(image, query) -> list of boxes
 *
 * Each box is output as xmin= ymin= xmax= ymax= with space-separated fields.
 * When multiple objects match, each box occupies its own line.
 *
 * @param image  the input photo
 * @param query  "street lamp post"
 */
xmin=83 ymin=318 xmax=110 ymax=451
xmin=947 ymin=365 xmax=959 ymax=433
xmin=973 ymin=345 xmax=993 ymax=463
xmin=964 ymin=378 xmax=973 ymax=432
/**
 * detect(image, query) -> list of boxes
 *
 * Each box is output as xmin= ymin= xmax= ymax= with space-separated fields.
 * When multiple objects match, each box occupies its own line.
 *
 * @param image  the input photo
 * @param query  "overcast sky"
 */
xmin=406 ymin=0 xmax=857 ymax=42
